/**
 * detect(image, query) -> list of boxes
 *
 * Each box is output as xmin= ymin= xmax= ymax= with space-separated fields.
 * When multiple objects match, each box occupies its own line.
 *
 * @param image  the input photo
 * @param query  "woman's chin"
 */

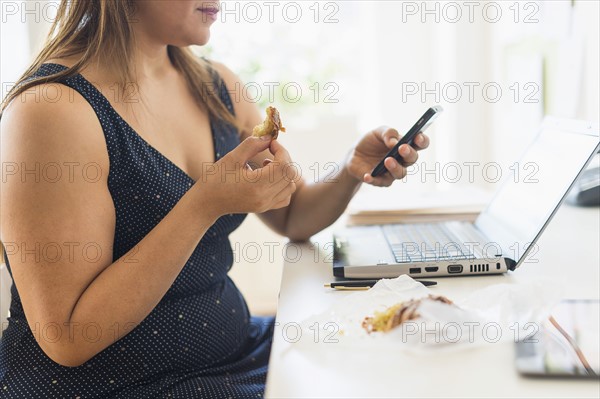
xmin=172 ymin=32 xmax=211 ymax=48
xmin=190 ymin=31 xmax=211 ymax=46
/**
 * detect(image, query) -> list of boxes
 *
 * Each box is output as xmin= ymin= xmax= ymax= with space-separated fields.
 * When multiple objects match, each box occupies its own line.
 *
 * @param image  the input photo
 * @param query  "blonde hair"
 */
xmin=0 ymin=0 xmax=237 ymax=127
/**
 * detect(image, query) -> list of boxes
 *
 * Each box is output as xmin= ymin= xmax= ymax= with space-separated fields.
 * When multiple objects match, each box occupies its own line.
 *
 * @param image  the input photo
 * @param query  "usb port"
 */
xmin=409 ymin=267 xmax=422 ymax=274
xmin=425 ymin=267 xmax=439 ymax=272
xmin=447 ymin=265 xmax=463 ymax=274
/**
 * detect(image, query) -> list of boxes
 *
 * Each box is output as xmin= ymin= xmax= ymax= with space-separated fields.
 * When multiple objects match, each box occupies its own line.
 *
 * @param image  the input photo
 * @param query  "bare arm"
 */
xmin=212 ymin=63 xmax=428 ymax=242
xmin=0 ymin=85 xmax=288 ymax=367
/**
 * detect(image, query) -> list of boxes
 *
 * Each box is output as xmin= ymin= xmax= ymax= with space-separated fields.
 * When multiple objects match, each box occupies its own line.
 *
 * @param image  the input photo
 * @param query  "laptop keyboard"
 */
xmin=382 ymin=223 xmax=480 ymax=263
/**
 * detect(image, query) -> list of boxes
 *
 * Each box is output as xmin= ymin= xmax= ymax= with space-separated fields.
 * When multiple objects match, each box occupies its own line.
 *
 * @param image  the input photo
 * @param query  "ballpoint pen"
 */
xmin=324 ymin=279 xmax=437 ymax=290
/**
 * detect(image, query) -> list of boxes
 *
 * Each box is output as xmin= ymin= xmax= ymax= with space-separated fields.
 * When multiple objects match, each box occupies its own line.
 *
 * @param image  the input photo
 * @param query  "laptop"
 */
xmin=333 ymin=117 xmax=600 ymax=278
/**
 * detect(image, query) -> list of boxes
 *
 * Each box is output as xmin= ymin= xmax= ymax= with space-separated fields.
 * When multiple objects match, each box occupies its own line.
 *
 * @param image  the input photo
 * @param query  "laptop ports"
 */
xmin=425 ymin=267 xmax=439 ymax=272
xmin=409 ymin=267 xmax=422 ymax=274
xmin=447 ymin=265 xmax=463 ymax=274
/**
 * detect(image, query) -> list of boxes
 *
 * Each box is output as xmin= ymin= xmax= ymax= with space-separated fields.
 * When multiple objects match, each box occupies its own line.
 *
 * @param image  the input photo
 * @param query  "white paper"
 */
xmin=296 ymin=276 xmax=563 ymax=354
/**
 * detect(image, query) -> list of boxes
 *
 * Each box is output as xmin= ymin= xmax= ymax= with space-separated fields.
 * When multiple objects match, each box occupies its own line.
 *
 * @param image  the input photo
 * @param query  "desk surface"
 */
xmin=265 ymin=204 xmax=600 ymax=398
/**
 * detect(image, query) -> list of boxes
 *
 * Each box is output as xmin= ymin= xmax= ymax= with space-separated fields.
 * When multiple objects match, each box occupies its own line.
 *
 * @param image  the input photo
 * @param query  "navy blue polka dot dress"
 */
xmin=0 ymin=63 xmax=274 ymax=398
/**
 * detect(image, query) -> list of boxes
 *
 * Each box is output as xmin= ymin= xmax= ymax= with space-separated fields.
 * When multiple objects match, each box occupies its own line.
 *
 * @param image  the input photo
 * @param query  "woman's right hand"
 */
xmin=200 ymin=136 xmax=298 ymax=216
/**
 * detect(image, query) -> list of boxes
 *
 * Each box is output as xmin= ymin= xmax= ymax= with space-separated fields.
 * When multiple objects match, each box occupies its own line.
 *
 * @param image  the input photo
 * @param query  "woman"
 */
xmin=0 ymin=1 xmax=429 ymax=398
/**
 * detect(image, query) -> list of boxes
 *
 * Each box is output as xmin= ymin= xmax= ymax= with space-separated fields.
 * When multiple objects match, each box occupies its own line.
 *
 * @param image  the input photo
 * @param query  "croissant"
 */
xmin=253 ymin=106 xmax=286 ymax=140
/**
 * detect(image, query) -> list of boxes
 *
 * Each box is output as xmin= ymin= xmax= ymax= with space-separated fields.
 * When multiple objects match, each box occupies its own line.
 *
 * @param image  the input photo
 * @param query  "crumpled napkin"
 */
xmin=295 ymin=275 xmax=562 ymax=353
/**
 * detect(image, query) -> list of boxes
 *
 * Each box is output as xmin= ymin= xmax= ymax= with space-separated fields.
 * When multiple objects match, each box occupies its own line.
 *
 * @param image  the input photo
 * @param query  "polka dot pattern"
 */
xmin=0 ymin=63 xmax=274 ymax=398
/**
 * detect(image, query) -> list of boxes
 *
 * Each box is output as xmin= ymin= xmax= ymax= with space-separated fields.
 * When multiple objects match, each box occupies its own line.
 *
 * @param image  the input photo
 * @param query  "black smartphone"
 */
xmin=370 ymin=105 xmax=443 ymax=177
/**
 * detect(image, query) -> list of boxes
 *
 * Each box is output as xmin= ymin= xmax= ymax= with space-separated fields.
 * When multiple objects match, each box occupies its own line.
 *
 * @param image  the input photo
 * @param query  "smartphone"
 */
xmin=370 ymin=106 xmax=443 ymax=177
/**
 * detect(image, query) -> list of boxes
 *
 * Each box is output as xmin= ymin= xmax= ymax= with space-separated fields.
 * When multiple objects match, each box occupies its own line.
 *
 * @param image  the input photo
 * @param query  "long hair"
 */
xmin=0 ymin=0 xmax=237 ymax=127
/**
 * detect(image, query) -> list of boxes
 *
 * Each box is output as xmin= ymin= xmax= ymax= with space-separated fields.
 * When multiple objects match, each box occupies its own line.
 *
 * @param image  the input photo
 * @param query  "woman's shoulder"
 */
xmin=1 ymin=63 xmax=107 ymax=163
xmin=44 ymin=55 xmax=106 ymax=83
xmin=203 ymin=59 xmax=260 ymax=136
xmin=206 ymin=60 xmax=237 ymax=86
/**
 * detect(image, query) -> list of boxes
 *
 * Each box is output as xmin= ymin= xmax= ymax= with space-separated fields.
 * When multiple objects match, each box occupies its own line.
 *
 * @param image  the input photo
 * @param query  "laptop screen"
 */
xmin=475 ymin=119 xmax=599 ymax=266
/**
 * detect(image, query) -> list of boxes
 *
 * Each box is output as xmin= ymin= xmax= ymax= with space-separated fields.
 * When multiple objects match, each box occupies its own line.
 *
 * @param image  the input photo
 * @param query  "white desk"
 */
xmin=265 ymin=204 xmax=600 ymax=398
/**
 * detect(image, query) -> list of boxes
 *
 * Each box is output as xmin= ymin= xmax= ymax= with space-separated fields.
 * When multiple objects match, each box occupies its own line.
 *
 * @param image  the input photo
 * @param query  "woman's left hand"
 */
xmin=346 ymin=126 xmax=430 ymax=187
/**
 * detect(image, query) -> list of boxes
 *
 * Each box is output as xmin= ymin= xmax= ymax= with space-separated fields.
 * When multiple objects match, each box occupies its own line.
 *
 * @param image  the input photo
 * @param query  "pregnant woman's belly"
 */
xmin=106 ymin=276 xmax=252 ymax=372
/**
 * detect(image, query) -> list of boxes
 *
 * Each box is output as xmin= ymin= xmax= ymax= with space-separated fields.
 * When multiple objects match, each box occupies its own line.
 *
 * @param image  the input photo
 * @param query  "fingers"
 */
xmin=262 ymin=158 xmax=299 ymax=184
xmin=234 ymin=136 xmax=273 ymax=163
xmin=263 ymin=161 xmax=299 ymax=210
xmin=263 ymin=140 xmax=301 ymax=183
xmin=375 ymin=126 xmax=430 ymax=151
xmin=413 ymin=133 xmax=430 ymax=150
xmin=272 ymin=181 xmax=297 ymax=205
xmin=362 ymin=156 xmax=408 ymax=186
xmin=371 ymin=126 xmax=400 ymax=149
xmin=256 ymin=180 xmax=296 ymax=212
xmin=269 ymin=139 xmax=291 ymax=162
xmin=380 ymin=127 xmax=401 ymax=149
xmin=272 ymin=182 xmax=297 ymax=209
xmin=241 ymin=138 xmax=298 ymax=212
xmin=364 ymin=158 xmax=404 ymax=183
xmin=397 ymin=143 xmax=419 ymax=166
xmin=363 ymin=171 xmax=395 ymax=187
xmin=384 ymin=157 xmax=409 ymax=179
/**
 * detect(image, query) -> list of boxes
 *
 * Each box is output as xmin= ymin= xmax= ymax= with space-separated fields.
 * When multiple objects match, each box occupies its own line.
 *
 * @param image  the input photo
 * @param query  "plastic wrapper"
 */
xmin=295 ymin=275 xmax=563 ymax=353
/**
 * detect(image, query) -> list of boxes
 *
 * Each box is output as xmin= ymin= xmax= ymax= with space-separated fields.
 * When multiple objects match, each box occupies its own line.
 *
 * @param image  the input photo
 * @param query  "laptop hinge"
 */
xmin=506 ymin=258 xmax=517 ymax=271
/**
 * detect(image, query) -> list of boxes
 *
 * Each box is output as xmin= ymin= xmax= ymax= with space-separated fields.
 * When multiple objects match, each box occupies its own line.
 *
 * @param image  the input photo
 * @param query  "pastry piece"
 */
xmin=253 ymin=106 xmax=286 ymax=139
xmin=361 ymin=294 xmax=454 ymax=334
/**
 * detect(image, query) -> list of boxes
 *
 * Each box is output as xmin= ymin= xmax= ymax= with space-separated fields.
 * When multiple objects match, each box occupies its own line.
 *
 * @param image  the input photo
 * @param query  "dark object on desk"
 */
xmin=515 ymin=299 xmax=599 ymax=379
xmin=567 ymin=166 xmax=600 ymax=207
xmin=325 ymin=279 xmax=437 ymax=290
